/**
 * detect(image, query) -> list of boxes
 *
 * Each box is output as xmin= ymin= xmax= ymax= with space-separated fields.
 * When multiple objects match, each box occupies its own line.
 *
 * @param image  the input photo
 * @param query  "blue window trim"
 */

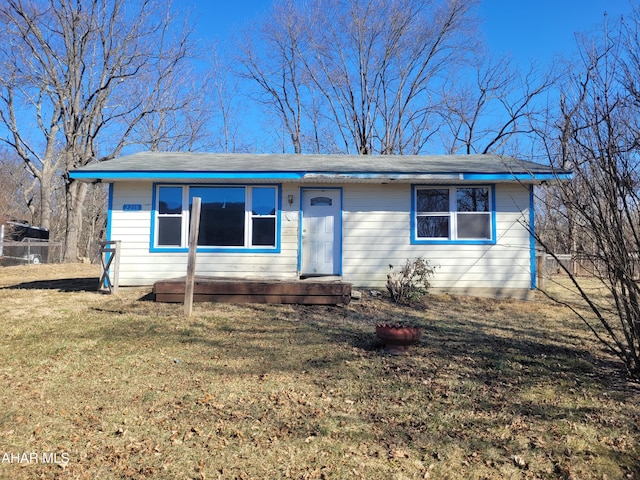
xmin=411 ymin=184 xmax=497 ymax=245
xmin=150 ymin=183 xmax=282 ymax=253
xmin=297 ymin=187 xmax=343 ymax=276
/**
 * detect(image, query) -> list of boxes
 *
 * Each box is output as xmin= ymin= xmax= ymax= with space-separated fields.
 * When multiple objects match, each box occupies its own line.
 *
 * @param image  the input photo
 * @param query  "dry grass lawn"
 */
xmin=0 ymin=264 xmax=638 ymax=479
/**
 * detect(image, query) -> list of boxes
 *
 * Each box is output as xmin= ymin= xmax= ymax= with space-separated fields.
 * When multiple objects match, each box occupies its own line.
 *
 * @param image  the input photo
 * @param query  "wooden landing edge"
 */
xmin=155 ymin=293 xmax=351 ymax=305
xmin=153 ymin=277 xmax=352 ymax=305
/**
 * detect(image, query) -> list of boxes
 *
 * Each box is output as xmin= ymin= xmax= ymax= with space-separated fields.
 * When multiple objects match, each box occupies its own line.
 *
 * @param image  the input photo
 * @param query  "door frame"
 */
xmin=298 ymin=187 xmax=343 ymax=277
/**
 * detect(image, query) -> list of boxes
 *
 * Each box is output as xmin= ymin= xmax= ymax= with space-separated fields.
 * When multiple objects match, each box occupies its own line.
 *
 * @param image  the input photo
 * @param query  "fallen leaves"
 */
xmin=390 ymin=448 xmax=410 ymax=459
xmin=0 ymin=266 xmax=638 ymax=479
xmin=511 ymin=454 xmax=527 ymax=468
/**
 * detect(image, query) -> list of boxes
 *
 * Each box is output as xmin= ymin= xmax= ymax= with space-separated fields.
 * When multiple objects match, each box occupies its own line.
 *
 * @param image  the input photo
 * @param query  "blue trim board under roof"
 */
xmin=72 ymin=171 xmax=306 ymax=180
xmin=70 ymin=170 xmax=568 ymax=183
xmin=69 ymin=152 xmax=573 ymax=184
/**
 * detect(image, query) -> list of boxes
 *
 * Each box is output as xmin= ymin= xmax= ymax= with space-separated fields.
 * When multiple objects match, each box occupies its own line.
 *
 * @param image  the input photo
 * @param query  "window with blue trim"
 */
xmin=155 ymin=185 xmax=278 ymax=249
xmin=414 ymin=186 xmax=493 ymax=242
xmin=157 ymin=186 xmax=183 ymax=246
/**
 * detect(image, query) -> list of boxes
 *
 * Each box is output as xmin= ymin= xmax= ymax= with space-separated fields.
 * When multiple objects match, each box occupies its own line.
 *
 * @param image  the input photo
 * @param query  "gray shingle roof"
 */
xmin=70 ymin=152 xmax=571 ymax=183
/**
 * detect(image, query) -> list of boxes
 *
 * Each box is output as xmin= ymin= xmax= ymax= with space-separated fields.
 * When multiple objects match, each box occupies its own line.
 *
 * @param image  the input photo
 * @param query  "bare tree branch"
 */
xmin=536 ymin=11 xmax=640 ymax=378
xmin=239 ymin=0 xmax=480 ymax=155
xmin=0 ymin=0 xmax=206 ymax=260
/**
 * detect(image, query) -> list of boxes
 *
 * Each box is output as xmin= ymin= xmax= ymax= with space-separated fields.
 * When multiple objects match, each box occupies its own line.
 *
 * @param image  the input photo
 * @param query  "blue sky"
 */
xmin=176 ymin=0 xmax=635 ymax=153
xmin=481 ymin=0 xmax=632 ymax=66
xmin=184 ymin=0 xmax=633 ymax=68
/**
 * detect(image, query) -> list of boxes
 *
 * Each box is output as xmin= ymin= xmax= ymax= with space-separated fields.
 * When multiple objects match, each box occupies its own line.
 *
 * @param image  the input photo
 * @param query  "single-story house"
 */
xmin=70 ymin=152 xmax=571 ymax=299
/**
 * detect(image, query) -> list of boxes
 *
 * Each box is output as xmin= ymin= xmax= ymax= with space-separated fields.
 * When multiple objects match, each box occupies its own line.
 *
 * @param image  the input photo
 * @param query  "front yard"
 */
xmin=0 ymin=264 xmax=638 ymax=479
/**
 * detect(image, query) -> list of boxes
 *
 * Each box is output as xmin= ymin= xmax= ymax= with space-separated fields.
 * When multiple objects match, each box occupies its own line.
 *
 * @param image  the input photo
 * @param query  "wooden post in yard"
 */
xmin=111 ymin=240 xmax=121 ymax=294
xmin=184 ymin=197 xmax=201 ymax=317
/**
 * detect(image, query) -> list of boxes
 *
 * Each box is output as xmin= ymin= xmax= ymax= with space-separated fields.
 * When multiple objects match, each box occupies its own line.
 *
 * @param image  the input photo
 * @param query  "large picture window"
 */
xmin=154 ymin=184 xmax=279 ymax=251
xmin=413 ymin=186 xmax=494 ymax=243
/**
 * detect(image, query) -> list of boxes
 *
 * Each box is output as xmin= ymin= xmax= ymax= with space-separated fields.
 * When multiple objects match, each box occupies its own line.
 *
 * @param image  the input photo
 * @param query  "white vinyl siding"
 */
xmin=109 ymin=182 xmax=299 ymax=286
xmin=108 ymin=181 xmax=533 ymax=296
xmin=340 ymin=183 xmax=531 ymax=292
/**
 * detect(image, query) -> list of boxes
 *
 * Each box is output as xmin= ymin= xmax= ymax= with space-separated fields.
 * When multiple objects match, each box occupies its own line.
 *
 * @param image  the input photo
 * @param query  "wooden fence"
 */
xmin=99 ymin=240 xmax=121 ymax=294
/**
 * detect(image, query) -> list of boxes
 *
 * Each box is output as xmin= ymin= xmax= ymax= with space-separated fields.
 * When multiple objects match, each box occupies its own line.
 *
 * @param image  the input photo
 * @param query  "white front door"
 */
xmin=301 ymin=189 xmax=341 ymax=276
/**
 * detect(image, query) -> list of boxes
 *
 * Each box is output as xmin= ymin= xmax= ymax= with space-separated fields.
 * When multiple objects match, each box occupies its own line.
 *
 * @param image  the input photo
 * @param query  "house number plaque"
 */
xmin=122 ymin=204 xmax=142 ymax=211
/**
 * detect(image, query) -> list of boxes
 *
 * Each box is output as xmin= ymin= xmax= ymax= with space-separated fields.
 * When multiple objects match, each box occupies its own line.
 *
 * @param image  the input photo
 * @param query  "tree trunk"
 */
xmin=63 ymin=179 xmax=88 ymax=262
xmin=38 ymin=163 xmax=56 ymax=231
xmin=0 ymin=0 xmax=200 ymax=262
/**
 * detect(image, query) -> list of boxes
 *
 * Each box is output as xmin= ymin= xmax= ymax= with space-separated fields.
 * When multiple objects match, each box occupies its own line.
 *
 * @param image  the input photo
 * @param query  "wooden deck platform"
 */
xmin=153 ymin=276 xmax=352 ymax=305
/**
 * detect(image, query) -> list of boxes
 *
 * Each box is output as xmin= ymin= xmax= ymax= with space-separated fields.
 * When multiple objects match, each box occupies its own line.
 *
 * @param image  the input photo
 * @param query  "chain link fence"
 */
xmin=0 ymin=239 xmax=63 ymax=265
xmin=541 ymin=253 xmax=640 ymax=278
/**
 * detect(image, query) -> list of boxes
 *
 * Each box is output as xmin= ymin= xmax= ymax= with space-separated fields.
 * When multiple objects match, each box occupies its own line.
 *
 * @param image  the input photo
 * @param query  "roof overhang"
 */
xmin=69 ymin=170 xmax=572 ymax=184
xmin=69 ymin=152 xmax=573 ymax=185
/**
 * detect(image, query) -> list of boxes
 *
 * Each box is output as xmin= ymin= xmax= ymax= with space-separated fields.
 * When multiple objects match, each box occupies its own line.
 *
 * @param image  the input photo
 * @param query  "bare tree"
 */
xmin=237 ymin=0 xmax=312 ymax=154
xmin=307 ymin=0 xmax=481 ymax=154
xmin=0 ymin=151 xmax=33 ymax=224
xmin=536 ymin=12 xmax=640 ymax=379
xmin=442 ymin=56 xmax=555 ymax=155
xmin=207 ymin=45 xmax=255 ymax=153
xmin=239 ymin=0 xmax=480 ymax=155
xmin=79 ymin=184 xmax=108 ymax=262
xmin=0 ymin=0 xmax=203 ymax=261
